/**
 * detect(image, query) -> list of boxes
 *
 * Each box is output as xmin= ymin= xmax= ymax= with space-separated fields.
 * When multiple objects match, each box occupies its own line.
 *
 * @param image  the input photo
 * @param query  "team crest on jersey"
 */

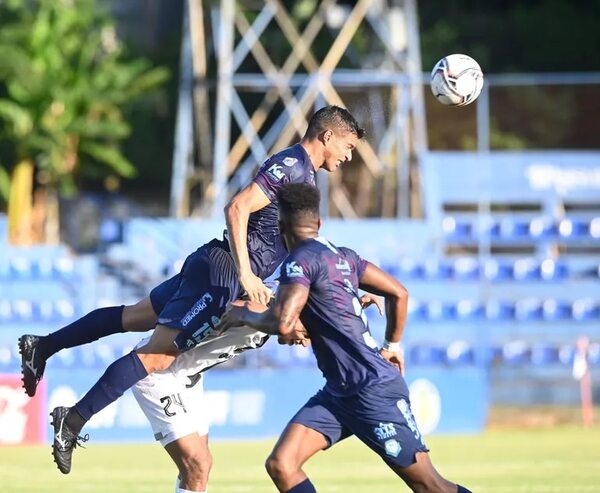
xmin=267 ymin=163 xmax=285 ymax=181
xmin=335 ymin=258 xmax=351 ymax=275
xmin=285 ymin=261 xmax=304 ymax=278
xmin=282 ymin=157 xmax=297 ymax=167
xmin=373 ymin=422 xmax=397 ymax=440
xmin=384 ymin=439 xmax=402 ymax=457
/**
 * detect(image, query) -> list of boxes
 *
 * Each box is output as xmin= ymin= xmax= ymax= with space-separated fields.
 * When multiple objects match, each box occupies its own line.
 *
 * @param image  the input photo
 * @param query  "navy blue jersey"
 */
xmin=278 ymin=237 xmax=400 ymax=396
xmin=246 ymin=144 xmax=316 ymax=279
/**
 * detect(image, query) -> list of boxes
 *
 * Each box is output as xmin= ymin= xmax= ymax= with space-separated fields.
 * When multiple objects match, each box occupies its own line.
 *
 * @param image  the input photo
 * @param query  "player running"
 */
xmin=18 ymin=105 xmax=364 ymax=474
xmin=218 ymin=183 xmax=473 ymax=493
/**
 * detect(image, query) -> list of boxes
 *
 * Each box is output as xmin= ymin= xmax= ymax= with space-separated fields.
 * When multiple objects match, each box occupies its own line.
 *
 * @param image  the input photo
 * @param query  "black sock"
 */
xmin=285 ymin=479 xmax=317 ymax=493
xmin=41 ymin=306 xmax=125 ymax=359
xmin=65 ymin=407 xmax=87 ymax=436
xmin=457 ymin=486 xmax=473 ymax=493
xmin=73 ymin=350 xmax=148 ymax=422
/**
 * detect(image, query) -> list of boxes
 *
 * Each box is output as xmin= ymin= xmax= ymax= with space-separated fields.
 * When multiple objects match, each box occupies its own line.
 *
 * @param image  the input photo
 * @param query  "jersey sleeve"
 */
xmin=252 ymin=157 xmax=296 ymax=201
xmin=278 ymin=249 xmax=317 ymax=289
xmin=340 ymin=247 xmax=368 ymax=279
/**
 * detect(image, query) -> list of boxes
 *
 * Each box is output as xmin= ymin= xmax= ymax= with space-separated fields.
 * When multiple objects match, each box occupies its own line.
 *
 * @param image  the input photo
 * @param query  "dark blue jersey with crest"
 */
xmin=246 ymin=144 xmax=316 ymax=279
xmin=278 ymin=237 xmax=400 ymax=397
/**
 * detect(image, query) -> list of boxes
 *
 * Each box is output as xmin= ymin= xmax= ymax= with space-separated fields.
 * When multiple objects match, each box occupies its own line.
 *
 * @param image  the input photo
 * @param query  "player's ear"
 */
xmin=321 ymin=129 xmax=333 ymax=145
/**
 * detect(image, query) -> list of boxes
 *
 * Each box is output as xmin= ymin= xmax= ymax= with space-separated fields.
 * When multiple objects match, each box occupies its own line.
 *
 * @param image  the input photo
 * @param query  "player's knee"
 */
xmin=136 ymin=351 xmax=176 ymax=374
xmin=180 ymin=450 xmax=212 ymax=487
xmin=265 ymin=452 xmax=296 ymax=481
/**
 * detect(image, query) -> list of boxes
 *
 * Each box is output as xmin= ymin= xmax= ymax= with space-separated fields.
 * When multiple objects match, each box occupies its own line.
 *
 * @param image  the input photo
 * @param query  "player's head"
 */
xmin=303 ymin=105 xmax=364 ymax=172
xmin=277 ymin=183 xmax=321 ymax=249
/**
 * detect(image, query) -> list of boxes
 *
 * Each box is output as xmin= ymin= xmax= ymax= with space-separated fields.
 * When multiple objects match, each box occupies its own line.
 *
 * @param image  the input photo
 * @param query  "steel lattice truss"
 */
xmin=172 ymin=0 xmax=427 ymax=219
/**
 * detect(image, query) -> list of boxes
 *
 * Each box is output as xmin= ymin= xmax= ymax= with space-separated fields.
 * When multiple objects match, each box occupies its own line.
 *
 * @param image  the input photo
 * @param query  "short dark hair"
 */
xmin=277 ymin=183 xmax=320 ymax=221
xmin=304 ymin=105 xmax=365 ymax=140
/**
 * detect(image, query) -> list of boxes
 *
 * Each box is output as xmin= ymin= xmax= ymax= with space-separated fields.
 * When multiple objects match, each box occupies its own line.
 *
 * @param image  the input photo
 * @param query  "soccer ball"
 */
xmin=430 ymin=54 xmax=484 ymax=107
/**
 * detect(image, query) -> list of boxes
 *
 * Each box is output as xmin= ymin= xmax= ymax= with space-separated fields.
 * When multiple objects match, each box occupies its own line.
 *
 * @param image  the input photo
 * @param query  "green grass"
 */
xmin=2 ymin=426 xmax=600 ymax=492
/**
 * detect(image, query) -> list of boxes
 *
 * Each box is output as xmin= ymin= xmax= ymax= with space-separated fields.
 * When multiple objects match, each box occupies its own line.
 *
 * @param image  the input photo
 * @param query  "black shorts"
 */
xmin=149 ymin=239 xmax=242 ymax=351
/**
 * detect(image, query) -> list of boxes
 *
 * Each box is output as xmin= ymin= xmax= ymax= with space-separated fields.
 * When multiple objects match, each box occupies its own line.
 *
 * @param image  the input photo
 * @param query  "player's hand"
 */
xmin=380 ymin=348 xmax=405 ymax=376
xmin=360 ymin=293 xmax=384 ymax=315
xmin=277 ymin=319 xmax=310 ymax=346
xmin=240 ymin=271 xmax=273 ymax=306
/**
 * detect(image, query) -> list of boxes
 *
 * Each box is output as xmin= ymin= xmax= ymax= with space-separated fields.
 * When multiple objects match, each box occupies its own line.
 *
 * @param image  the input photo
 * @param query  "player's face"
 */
xmin=322 ymin=129 xmax=358 ymax=172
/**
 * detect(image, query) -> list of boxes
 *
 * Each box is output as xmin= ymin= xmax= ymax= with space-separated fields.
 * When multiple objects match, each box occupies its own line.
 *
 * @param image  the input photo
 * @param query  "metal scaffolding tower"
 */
xmin=171 ymin=0 xmax=427 ymax=219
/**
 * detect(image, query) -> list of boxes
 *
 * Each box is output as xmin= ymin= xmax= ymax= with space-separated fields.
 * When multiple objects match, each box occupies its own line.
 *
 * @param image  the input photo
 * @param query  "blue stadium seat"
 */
xmin=12 ymin=299 xmax=34 ymax=322
xmin=528 ymin=217 xmax=557 ymax=239
xmin=590 ymin=217 xmax=600 ymax=239
xmin=442 ymin=216 xmax=471 ymax=239
xmin=539 ymin=259 xmax=568 ymax=280
xmin=0 ymin=344 xmax=16 ymax=372
xmin=410 ymin=345 xmax=446 ymax=365
xmin=425 ymin=301 xmax=455 ymax=321
xmin=483 ymin=258 xmax=513 ymax=281
xmin=530 ymin=344 xmax=559 ymax=365
xmin=32 ymin=300 xmax=57 ymax=322
xmin=498 ymin=218 xmax=530 ymax=239
xmin=514 ymin=299 xmax=543 ymax=321
xmin=423 ymin=259 xmax=453 ymax=279
xmin=453 ymin=257 xmax=480 ymax=280
xmin=446 ymin=340 xmax=474 ymax=365
xmin=454 ymin=300 xmax=484 ymax=320
xmin=53 ymin=257 xmax=75 ymax=279
xmin=407 ymin=299 xmax=426 ymax=321
xmin=558 ymin=345 xmax=575 ymax=365
xmin=482 ymin=345 xmax=503 ymax=364
xmin=397 ymin=258 xmax=424 ymax=279
xmin=53 ymin=299 xmax=76 ymax=321
xmin=9 ymin=257 xmax=33 ymax=280
xmin=0 ymin=300 xmax=12 ymax=323
xmin=502 ymin=340 xmax=530 ymax=365
xmin=542 ymin=299 xmax=572 ymax=321
xmin=588 ymin=343 xmax=600 ymax=365
xmin=571 ymin=299 xmax=599 ymax=321
xmin=512 ymin=258 xmax=540 ymax=280
xmin=485 ymin=300 xmax=514 ymax=320
xmin=558 ymin=218 xmax=589 ymax=239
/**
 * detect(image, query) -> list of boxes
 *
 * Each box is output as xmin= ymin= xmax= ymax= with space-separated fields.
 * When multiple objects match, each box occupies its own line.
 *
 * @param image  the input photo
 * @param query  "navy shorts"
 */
xmin=290 ymin=375 xmax=429 ymax=467
xmin=149 ymin=239 xmax=242 ymax=351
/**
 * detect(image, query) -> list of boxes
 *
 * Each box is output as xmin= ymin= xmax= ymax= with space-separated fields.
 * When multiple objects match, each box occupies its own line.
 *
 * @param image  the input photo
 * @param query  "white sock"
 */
xmin=176 ymin=487 xmax=206 ymax=493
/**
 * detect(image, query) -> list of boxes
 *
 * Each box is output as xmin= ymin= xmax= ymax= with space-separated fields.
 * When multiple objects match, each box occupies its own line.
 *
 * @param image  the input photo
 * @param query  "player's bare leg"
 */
xmin=20 ymin=296 xmax=157 ymax=397
xmin=265 ymin=423 xmax=328 ymax=492
xmin=135 ymin=324 xmax=180 ymax=372
xmin=386 ymin=452 xmax=470 ymax=493
xmin=165 ymin=433 xmax=212 ymax=492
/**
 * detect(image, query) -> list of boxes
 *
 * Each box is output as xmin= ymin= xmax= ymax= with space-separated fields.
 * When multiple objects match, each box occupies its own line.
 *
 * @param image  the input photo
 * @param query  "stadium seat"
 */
xmin=53 ymin=299 xmax=76 ymax=321
xmin=410 ymin=345 xmax=446 ymax=365
xmin=446 ymin=340 xmax=474 ymax=365
xmin=558 ymin=345 xmax=575 ymax=365
xmin=12 ymin=299 xmax=34 ymax=322
xmin=571 ymin=299 xmax=599 ymax=321
xmin=9 ymin=257 xmax=33 ymax=280
xmin=407 ymin=299 xmax=426 ymax=320
xmin=53 ymin=257 xmax=75 ymax=279
xmin=425 ymin=300 xmax=455 ymax=321
xmin=514 ymin=299 xmax=543 ymax=321
xmin=482 ymin=345 xmax=503 ymax=365
xmin=502 ymin=340 xmax=530 ymax=365
xmin=455 ymin=300 xmax=484 ymax=320
xmin=589 ymin=217 xmax=600 ymax=239
xmin=512 ymin=258 xmax=540 ymax=280
xmin=483 ymin=258 xmax=513 ymax=281
xmin=528 ymin=217 xmax=556 ymax=239
xmin=539 ymin=259 xmax=568 ymax=280
xmin=453 ymin=257 xmax=480 ymax=280
xmin=588 ymin=343 xmax=600 ymax=365
xmin=542 ymin=299 xmax=572 ymax=321
xmin=423 ymin=259 xmax=453 ymax=279
xmin=0 ymin=300 xmax=12 ymax=323
xmin=397 ymin=258 xmax=424 ymax=279
xmin=530 ymin=344 xmax=559 ymax=365
xmin=442 ymin=216 xmax=471 ymax=239
xmin=498 ymin=218 xmax=530 ymax=239
xmin=485 ymin=300 xmax=515 ymax=320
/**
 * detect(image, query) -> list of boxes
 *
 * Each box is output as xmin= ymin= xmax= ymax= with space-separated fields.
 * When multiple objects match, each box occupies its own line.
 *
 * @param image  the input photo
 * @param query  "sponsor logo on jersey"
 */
xmin=282 ymin=157 xmax=297 ymax=167
xmin=285 ymin=261 xmax=304 ymax=278
xmin=181 ymin=293 xmax=213 ymax=327
xmin=384 ymin=439 xmax=402 ymax=457
xmin=342 ymin=278 xmax=354 ymax=294
xmin=335 ymin=258 xmax=351 ymax=275
xmin=267 ymin=163 xmax=285 ymax=181
xmin=373 ymin=422 xmax=397 ymax=440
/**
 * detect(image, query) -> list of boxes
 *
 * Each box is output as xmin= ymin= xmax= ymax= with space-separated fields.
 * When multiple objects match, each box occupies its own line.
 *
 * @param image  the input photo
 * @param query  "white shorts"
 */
xmin=131 ymin=368 xmax=209 ymax=447
xmin=132 ymin=326 xmax=269 ymax=447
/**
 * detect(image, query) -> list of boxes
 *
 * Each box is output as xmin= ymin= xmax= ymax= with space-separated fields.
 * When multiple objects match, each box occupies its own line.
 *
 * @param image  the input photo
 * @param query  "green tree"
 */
xmin=0 ymin=0 xmax=169 ymax=244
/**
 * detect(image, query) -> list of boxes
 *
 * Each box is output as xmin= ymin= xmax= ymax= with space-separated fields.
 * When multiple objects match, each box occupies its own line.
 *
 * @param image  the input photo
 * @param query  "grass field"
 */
xmin=2 ymin=426 xmax=600 ymax=492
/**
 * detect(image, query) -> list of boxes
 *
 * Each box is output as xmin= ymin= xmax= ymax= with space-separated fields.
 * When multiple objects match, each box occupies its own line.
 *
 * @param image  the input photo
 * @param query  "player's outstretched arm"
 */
xmin=224 ymin=182 xmax=273 ymax=305
xmin=359 ymin=262 xmax=409 ymax=373
xmin=218 ymin=284 xmax=309 ymax=338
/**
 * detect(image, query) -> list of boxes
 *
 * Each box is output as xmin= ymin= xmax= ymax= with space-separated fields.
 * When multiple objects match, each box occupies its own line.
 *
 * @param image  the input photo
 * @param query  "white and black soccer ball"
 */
xmin=430 ymin=54 xmax=484 ymax=107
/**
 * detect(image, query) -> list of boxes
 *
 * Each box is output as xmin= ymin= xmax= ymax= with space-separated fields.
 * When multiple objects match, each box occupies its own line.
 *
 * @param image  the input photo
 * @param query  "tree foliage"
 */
xmin=0 ymin=0 xmax=170 ymax=201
